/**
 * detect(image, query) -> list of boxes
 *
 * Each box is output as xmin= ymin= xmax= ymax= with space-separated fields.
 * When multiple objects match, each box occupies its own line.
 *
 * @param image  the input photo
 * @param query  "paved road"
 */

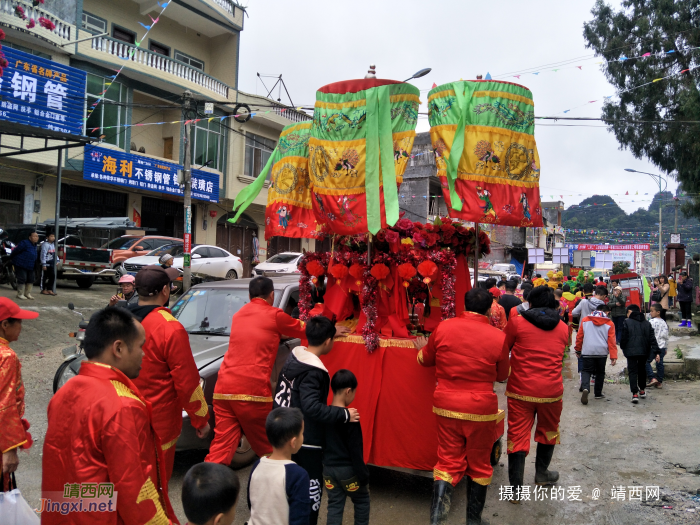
xmin=8 ymin=281 xmax=700 ymax=524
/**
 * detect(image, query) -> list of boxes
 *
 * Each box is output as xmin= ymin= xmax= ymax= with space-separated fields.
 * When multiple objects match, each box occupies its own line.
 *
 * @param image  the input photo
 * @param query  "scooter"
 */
xmin=53 ymin=303 xmax=89 ymax=393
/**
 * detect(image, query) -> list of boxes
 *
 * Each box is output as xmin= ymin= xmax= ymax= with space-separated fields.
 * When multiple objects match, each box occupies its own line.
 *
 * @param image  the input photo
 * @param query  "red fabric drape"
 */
xmin=454 ymin=254 xmax=471 ymax=316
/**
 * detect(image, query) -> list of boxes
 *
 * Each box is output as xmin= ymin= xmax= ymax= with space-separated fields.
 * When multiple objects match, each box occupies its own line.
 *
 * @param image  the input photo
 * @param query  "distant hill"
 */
xmin=561 ymin=192 xmax=700 ymax=255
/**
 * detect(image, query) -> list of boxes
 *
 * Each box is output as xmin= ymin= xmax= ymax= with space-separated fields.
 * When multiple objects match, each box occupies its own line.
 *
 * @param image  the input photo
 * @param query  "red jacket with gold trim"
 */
xmin=131 ymin=307 xmax=209 ymax=448
xmin=0 ymin=339 xmax=31 ymax=455
xmin=42 ymin=361 xmax=177 ymax=525
xmin=215 ymin=298 xmax=306 ymax=400
xmin=418 ymin=312 xmax=508 ymax=418
xmin=504 ymin=308 xmax=569 ymax=402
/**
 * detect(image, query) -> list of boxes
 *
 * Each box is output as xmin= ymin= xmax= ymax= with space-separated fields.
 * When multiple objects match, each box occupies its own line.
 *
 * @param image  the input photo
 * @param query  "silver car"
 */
xmin=171 ymin=276 xmax=301 ymax=468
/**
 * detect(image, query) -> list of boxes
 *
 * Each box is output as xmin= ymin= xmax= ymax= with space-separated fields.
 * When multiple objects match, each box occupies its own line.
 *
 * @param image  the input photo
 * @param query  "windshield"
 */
xmin=171 ymin=288 xmax=251 ymax=335
xmin=148 ymin=244 xmax=184 ymax=257
xmin=103 ymin=237 xmax=140 ymax=249
xmin=492 ymin=264 xmax=512 ymax=272
xmin=266 ymin=253 xmax=299 ymax=264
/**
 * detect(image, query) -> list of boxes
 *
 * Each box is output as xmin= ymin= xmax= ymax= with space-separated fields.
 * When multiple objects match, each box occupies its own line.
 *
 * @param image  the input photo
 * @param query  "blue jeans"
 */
xmin=612 ymin=316 xmax=626 ymax=344
xmin=646 ymin=349 xmax=666 ymax=383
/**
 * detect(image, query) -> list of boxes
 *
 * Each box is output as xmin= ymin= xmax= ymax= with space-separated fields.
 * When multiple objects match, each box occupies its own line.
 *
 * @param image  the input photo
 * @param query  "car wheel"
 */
xmin=76 ymin=277 xmax=94 ymax=289
xmin=229 ymin=435 xmax=257 ymax=469
xmin=53 ymin=357 xmax=78 ymax=393
xmin=225 ymin=269 xmax=238 ymax=280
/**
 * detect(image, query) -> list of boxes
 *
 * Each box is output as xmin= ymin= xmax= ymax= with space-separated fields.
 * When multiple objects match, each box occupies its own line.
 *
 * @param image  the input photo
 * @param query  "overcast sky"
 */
xmin=238 ymin=0 xmax=678 ymax=214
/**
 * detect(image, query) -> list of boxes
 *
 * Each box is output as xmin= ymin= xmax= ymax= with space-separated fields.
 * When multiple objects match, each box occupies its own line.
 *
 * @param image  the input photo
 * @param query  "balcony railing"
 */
xmin=211 ymin=0 xmax=238 ymax=16
xmin=271 ymin=104 xmax=311 ymax=123
xmin=90 ymin=35 xmax=229 ymax=99
xmin=0 ymin=0 xmax=73 ymax=41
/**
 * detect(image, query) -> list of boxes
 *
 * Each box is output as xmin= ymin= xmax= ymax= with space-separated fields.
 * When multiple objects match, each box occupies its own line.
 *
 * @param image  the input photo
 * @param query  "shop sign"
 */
xmin=83 ymin=146 xmax=219 ymax=203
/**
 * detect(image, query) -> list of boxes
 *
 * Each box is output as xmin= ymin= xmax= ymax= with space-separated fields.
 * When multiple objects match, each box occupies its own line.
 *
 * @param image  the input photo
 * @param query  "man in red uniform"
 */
xmin=130 ymin=266 xmax=210 ymax=486
xmin=503 ymin=286 xmax=569 ymax=501
xmin=0 ymin=298 xmax=38 ymax=488
xmin=43 ymin=307 xmax=177 ymax=524
xmin=415 ymin=287 xmax=509 ymax=525
xmin=205 ymin=276 xmax=308 ymax=465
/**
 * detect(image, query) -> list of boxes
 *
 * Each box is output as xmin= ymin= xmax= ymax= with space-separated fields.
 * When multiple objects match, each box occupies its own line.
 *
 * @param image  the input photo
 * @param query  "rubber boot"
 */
xmin=466 ymin=477 xmax=489 ymax=525
xmin=679 ymin=320 xmax=687 ymax=327
xmin=508 ymin=452 xmax=527 ymax=504
xmin=16 ymin=285 xmax=26 ymax=300
xmin=688 ymin=321 xmax=693 ymax=329
xmin=429 ymin=480 xmax=453 ymax=525
xmin=534 ymin=443 xmax=559 ymax=485
xmin=25 ymin=283 xmax=35 ymax=300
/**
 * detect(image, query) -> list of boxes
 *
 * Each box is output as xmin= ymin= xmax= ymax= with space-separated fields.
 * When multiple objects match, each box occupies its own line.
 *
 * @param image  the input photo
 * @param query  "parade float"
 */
xmin=231 ymin=73 xmax=544 ymax=473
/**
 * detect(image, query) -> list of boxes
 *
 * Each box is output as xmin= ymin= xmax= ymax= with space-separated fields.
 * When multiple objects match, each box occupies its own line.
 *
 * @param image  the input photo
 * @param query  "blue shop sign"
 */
xmin=83 ymin=146 xmax=219 ymax=203
xmin=0 ymin=47 xmax=86 ymax=136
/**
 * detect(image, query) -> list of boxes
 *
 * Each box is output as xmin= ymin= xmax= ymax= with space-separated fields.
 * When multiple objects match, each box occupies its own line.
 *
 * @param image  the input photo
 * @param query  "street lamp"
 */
xmin=403 ymin=68 xmax=432 ymax=82
xmin=624 ymin=168 xmax=668 ymax=274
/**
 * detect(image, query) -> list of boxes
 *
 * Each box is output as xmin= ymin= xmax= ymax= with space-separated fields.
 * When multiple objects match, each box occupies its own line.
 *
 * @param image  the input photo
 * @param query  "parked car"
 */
xmin=253 ymin=252 xmax=303 ymax=276
xmin=171 ymin=276 xmax=301 ymax=467
xmin=104 ymin=235 xmax=181 ymax=281
xmin=121 ymin=242 xmax=184 ymax=276
xmin=172 ymin=245 xmax=243 ymax=280
xmin=490 ymin=263 xmax=521 ymax=282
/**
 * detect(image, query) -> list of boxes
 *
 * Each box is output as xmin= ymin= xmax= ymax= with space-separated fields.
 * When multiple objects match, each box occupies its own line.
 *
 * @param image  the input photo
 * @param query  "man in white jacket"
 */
xmin=647 ymin=304 xmax=669 ymax=389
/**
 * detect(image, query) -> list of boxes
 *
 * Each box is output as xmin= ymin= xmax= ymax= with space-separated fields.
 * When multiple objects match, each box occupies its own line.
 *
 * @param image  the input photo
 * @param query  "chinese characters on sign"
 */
xmin=571 ymin=244 xmax=651 ymax=251
xmin=498 ymin=485 xmax=660 ymax=502
xmin=38 ymin=483 xmax=118 ymax=515
xmin=83 ymin=146 xmax=219 ymax=203
xmin=0 ymin=47 xmax=86 ymax=136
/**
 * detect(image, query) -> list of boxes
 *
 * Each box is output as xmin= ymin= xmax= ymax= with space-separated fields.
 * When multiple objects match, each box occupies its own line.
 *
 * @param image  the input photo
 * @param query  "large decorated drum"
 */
xmin=428 ymin=80 xmax=543 ymax=227
xmin=309 ymin=79 xmax=420 ymax=235
xmin=265 ymin=121 xmax=325 ymax=239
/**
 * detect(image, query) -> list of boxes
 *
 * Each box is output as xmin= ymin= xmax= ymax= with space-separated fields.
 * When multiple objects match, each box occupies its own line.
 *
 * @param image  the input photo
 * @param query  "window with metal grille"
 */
xmin=85 ymin=73 xmax=127 ymax=148
xmin=149 ymin=40 xmax=170 ymax=57
xmin=81 ymin=12 xmax=107 ymax=34
xmin=0 ymin=183 xmax=23 ymax=202
xmin=174 ymin=51 xmax=204 ymax=71
xmin=244 ymin=133 xmax=275 ymax=178
xmin=112 ymin=25 xmax=136 ymax=45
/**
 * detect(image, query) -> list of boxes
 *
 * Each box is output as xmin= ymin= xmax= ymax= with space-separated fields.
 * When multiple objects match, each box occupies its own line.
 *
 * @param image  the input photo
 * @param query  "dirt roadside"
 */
xmin=8 ymin=282 xmax=700 ymax=524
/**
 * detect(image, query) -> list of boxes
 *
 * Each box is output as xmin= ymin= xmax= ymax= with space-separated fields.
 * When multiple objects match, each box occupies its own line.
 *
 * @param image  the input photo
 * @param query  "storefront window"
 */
xmin=244 ymin=133 xmax=275 ymax=178
xmin=191 ymin=118 xmax=224 ymax=171
xmin=85 ymin=74 xmax=127 ymax=149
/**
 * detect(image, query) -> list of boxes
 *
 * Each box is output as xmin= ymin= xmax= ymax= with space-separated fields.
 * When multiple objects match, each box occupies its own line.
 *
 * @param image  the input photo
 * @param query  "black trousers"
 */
xmin=627 ymin=356 xmax=647 ymax=394
xmin=581 ymin=357 xmax=607 ymax=396
xmin=679 ymin=300 xmax=692 ymax=320
xmin=293 ymin=446 xmax=324 ymax=525
xmin=14 ymin=266 xmax=34 ymax=286
xmin=41 ymin=265 xmax=55 ymax=291
xmin=324 ymin=465 xmax=370 ymax=525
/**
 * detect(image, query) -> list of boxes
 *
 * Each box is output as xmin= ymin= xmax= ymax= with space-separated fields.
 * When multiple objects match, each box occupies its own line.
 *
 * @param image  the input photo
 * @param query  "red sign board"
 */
xmin=576 ymin=244 xmax=650 ymax=251
xmin=183 ymin=233 xmax=191 ymax=254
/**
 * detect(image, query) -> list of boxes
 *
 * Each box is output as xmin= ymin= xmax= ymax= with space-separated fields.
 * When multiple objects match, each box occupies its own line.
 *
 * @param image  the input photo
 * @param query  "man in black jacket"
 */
xmin=621 ymin=305 xmax=661 ymax=404
xmin=274 ymin=316 xmax=360 ymax=525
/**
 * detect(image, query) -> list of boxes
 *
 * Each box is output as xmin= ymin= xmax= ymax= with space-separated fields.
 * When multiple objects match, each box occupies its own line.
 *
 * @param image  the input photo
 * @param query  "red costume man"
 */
xmin=43 ymin=307 xmax=177 ymax=524
xmin=205 ymin=276 xmax=307 ymax=464
xmin=503 ymin=286 xmax=569 ymax=501
xmin=130 ymin=266 xmax=210 ymax=485
xmin=0 ymin=298 xmax=38 ymax=489
xmin=489 ymin=287 xmax=507 ymax=331
xmin=415 ymin=288 xmax=508 ymax=525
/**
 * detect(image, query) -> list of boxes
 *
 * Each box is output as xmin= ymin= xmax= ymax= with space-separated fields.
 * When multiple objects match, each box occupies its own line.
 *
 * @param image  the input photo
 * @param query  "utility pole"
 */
xmin=182 ymin=91 xmax=195 ymax=292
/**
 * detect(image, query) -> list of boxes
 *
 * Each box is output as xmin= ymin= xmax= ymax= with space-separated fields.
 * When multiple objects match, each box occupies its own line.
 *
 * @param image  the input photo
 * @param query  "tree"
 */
xmin=583 ymin=2 xmax=700 ymax=217
xmin=612 ymin=261 xmax=631 ymax=275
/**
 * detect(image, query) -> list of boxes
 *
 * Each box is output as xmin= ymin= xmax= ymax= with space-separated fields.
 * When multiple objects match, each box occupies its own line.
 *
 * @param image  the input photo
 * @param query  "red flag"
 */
xmin=432 ymin=83 xmax=437 ymax=88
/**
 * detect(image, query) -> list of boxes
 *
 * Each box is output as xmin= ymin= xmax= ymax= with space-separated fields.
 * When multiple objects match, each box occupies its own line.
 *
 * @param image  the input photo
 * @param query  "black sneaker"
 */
xmin=639 ymin=390 xmax=646 ymax=399
xmin=632 ymin=394 xmax=639 ymax=404
xmin=581 ymin=389 xmax=589 ymax=405
xmin=594 ymin=394 xmax=605 ymax=399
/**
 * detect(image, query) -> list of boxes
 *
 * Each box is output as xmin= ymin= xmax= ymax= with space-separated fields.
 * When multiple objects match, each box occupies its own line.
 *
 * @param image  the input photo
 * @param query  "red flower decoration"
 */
xmin=375 ymin=229 xmax=386 ymax=242
xmin=26 ymin=19 xmax=36 ymax=29
xmin=385 ymin=230 xmax=399 ymax=243
xmin=397 ymin=263 xmax=417 ymax=280
xmin=0 ymin=29 xmax=6 ymax=40
xmin=370 ymin=263 xmax=390 ymax=281
xmin=349 ymin=263 xmax=365 ymax=280
xmin=38 ymin=17 xmax=56 ymax=31
xmin=306 ymin=260 xmax=325 ymax=277
xmin=395 ymin=218 xmax=414 ymax=232
xmin=417 ymin=260 xmax=438 ymax=284
xmin=329 ymin=264 xmax=348 ymax=280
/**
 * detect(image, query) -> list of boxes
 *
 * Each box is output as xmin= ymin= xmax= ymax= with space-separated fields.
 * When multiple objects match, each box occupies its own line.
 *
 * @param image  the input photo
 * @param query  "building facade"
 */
xmin=0 ymin=0 xmax=310 ymax=276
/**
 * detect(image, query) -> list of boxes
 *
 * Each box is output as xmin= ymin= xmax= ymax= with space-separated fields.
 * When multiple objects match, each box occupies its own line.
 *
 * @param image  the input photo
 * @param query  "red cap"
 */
xmin=0 ymin=297 xmax=39 ymax=321
xmin=489 ymin=286 xmax=501 ymax=298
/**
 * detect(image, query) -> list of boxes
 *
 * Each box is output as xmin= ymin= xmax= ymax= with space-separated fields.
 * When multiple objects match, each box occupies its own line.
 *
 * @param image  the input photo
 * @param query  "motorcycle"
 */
xmin=53 ymin=303 xmax=89 ymax=393
xmin=0 ymin=229 xmax=16 ymax=289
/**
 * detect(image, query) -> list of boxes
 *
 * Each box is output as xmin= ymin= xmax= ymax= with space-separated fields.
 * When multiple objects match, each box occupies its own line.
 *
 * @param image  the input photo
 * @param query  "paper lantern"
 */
xmin=309 ymin=79 xmax=420 ymax=235
xmin=428 ymin=80 xmax=543 ymax=227
xmin=265 ymin=121 xmax=326 ymax=239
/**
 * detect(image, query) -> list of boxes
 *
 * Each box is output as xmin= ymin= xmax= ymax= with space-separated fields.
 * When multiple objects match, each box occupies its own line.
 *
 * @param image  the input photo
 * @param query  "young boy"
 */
xmin=182 ymin=463 xmax=240 ymax=525
xmin=647 ymin=304 xmax=669 ymax=389
xmin=621 ymin=304 xmax=660 ymax=403
xmin=247 ymin=407 xmax=310 ymax=525
xmin=575 ymin=304 xmax=618 ymax=404
xmin=324 ymin=369 xmax=370 ymax=525
xmin=274 ymin=316 xmax=360 ymax=525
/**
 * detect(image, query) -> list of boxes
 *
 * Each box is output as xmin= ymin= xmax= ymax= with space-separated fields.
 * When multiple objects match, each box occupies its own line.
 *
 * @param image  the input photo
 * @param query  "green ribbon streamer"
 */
xmin=365 ymin=85 xmax=399 ymax=234
xmin=229 ymin=148 xmax=277 ymax=223
xmin=365 ymin=87 xmax=381 ymax=234
xmin=444 ymin=82 xmax=475 ymax=212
